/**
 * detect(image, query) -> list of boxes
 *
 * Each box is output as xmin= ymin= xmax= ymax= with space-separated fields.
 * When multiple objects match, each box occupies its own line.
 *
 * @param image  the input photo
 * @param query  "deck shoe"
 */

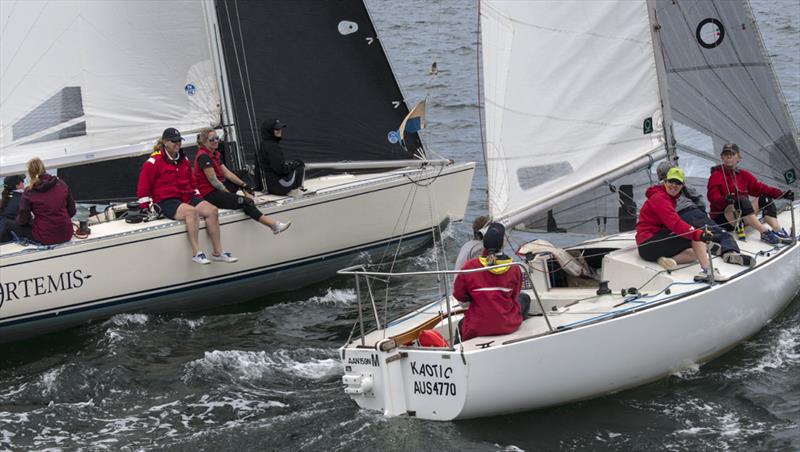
xmin=211 ymin=251 xmax=238 ymax=263
xmin=707 ymin=242 xmax=722 ymax=256
xmin=287 ymin=189 xmax=304 ymax=198
xmin=722 ymin=251 xmax=756 ymax=268
xmin=192 ymin=252 xmax=211 ymax=265
xmin=656 ymin=256 xmax=678 ymax=271
xmin=694 ymin=267 xmax=730 ymax=283
xmin=774 ymin=228 xmax=790 ymax=239
xmin=760 ymin=230 xmax=781 ymax=245
xmin=272 ymin=221 xmax=292 ymax=235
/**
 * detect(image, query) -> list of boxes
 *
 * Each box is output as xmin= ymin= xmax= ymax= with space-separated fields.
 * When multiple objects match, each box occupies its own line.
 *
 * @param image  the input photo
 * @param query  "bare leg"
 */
xmin=672 ymin=248 xmax=697 ymax=265
xmin=174 ymin=203 xmax=200 ymax=255
xmin=723 ymin=205 xmax=738 ymax=229
xmin=763 ymin=215 xmax=781 ymax=231
xmin=741 ymin=213 xmax=768 ymax=233
xmin=196 ymin=201 xmax=222 ymax=255
xmin=690 ymin=241 xmax=711 ymax=269
xmin=258 ymin=215 xmax=278 ymax=229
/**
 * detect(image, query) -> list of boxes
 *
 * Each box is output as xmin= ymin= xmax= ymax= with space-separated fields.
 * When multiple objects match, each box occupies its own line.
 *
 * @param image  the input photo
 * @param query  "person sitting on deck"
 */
xmin=137 ymin=128 xmax=237 ymax=265
xmin=258 ymin=118 xmax=306 ymax=197
xmin=707 ymin=143 xmax=794 ymax=245
xmin=655 ymin=161 xmax=754 ymax=268
xmin=637 ymin=167 xmax=729 ymax=282
xmin=453 ymin=222 xmax=530 ymax=342
xmin=193 ymin=128 xmax=291 ymax=235
xmin=12 ymin=158 xmax=76 ymax=246
xmin=454 ymin=215 xmax=490 ymax=270
xmin=0 ymin=174 xmax=29 ymax=243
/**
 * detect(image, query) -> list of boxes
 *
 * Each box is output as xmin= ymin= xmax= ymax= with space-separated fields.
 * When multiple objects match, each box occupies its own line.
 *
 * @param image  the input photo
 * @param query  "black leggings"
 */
xmin=203 ymin=190 xmax=262 ymax=221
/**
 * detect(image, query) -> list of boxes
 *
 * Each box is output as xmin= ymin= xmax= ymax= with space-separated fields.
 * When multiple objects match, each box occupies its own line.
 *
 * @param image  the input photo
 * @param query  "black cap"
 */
xmin=483 ymin=222 xmax=505 ymax=253
xmin=721 ymin=143 xmax=740 ymax=155
xmin=3 ymin=174 xmax=24 ymax=189
xmin=162 ymin=127 xmax=184 ymax=142
xmin=272 ymin=119 xmax=287 ymax=129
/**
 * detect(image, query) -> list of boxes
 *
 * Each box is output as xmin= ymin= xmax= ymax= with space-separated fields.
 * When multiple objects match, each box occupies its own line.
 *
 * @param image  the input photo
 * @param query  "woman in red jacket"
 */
xmin=636 ymin=167 xmax=728 ymax=282
xmin=14 ymin=157 xmax=76 ymax=245
xmin=453 ymin=222 xmax=529 ymax=341
xmin=137 ymin=128 xmax=236 ymax=265
xmin=193 ymin=128 xmax=290 ymax=234
xmin=707 ymin=143 xmax=793 ymax=245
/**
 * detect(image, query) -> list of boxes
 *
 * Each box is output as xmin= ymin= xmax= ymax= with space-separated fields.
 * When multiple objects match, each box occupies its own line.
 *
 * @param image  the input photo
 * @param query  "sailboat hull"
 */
xmin=0 ymin=163 xmax=474 ymax=343
xmin=340 ymin=205 xmax=800 ymax=420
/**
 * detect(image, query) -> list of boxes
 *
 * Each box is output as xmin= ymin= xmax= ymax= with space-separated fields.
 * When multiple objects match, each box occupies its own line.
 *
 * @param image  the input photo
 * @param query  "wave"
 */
xmin=183 ymin=348 xmax=340 ymax=383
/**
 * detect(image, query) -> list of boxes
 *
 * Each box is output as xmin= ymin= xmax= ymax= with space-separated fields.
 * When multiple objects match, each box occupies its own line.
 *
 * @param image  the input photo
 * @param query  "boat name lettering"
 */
xmin=0 ymin=269 xmax=87 ymax=306
xmin=410 ymin=362 xmax=452 ymax=379
xmin=413 ymin=380 xmax=456 ymax=397
xmin=346 ymin=354 xmax=379 ymax=367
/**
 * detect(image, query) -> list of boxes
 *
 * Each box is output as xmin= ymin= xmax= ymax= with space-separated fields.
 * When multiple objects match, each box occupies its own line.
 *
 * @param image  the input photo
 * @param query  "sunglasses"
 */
xmin=169 ymin=140 xmax=182 ymax=144
xmin=667 ymin=179 xmax=684 ymax=186
xmin=208 ymin=136 xmax=220 ymax=142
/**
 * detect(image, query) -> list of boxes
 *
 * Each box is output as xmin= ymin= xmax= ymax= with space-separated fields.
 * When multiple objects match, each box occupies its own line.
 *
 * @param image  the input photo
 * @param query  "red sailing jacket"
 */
xmin=193 ymin=147 xmax=225 ymax=197
xmin=707 ymin=165 xmax=783 ymax=216
xmin=636 ymin=185 xmax=703 ymax=245
xmin=453 ymin=255 xmax=523 ymax=341
xmin=16 ymin=173 xmax=76 ymax=245
xmin=136 ymin=149 xmax=196 ymax=208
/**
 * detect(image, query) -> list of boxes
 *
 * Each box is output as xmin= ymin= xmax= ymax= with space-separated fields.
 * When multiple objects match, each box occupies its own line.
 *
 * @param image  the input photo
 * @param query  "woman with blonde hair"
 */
xmin=14 ymin=157 xmax=77 ymax=245
xmin=193 ymin=128 xmax=290 ymax=234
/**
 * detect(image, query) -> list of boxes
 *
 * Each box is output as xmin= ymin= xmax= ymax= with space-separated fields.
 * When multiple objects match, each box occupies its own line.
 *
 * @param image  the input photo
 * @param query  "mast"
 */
xmin=203 ymin=0 xmax=244 ymax=170
xmin=646 ymin=0 xmax=677 ymax=163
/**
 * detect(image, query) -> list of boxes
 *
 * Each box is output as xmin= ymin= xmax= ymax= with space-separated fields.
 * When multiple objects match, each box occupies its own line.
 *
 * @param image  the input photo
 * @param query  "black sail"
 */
xmin=215 ymin=0 xmax=422 ymax=167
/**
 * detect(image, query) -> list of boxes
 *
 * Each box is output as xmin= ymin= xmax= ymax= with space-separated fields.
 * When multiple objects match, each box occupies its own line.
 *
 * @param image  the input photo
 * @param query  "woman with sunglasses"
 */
xmin=636 ymin=167 xmax=728 ymax=282
xmin=137 ymin=128 xmax=237 ymax=265
xmin=193 ymin=128 xmax=290 ymax=234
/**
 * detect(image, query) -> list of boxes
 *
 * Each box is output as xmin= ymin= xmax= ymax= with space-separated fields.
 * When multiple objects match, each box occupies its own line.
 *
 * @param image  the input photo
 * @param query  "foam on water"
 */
xmin=183 ymin=348 xmax=339 ymax=383
xmin=304 ymin=288 xmax=356 ymax=307
xmin=104 ymin=313 xmax=149 ymax=326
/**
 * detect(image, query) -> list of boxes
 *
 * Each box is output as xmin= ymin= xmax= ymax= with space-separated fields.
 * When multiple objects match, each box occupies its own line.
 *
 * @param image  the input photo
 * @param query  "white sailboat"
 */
xmin=338 ymin=0 xmax=800 ymax=420
xmin=0 ymin=1 xmax=474 ymax=343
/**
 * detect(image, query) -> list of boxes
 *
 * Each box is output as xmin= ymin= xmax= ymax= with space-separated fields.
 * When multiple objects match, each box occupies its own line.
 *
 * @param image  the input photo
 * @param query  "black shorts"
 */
xmin=157 ymin=197 xmax=203 ymax=220
xmin=638 ymin=228 xmax=693 ymax=262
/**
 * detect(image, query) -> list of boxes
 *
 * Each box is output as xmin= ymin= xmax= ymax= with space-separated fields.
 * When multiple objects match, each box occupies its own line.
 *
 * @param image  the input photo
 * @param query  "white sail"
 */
xmin=480 ymin=0 xmax=666 ymax=226
xmin=0 ymin=1 xmax=220 ymax=177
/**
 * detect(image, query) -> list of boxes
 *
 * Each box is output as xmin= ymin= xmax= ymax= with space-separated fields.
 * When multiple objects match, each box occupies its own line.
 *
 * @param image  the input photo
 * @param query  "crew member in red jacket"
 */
xmin=707 ymin=143 xmax=793 ymax=245
xmin=636 ymin=167 xmax=728 ymax=282
xmin=137 ymin=128 xmax=237 ymax=265
xmin=14 ymin=157 xmax=76 ymax=245
xmin=193 ymin=128 xmax=290 ymax=234
xmin=453 ymin=222 xmax=529 ymax=342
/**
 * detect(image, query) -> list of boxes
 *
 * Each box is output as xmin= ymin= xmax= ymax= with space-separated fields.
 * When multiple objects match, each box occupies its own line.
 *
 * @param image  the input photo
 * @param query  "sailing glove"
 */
xmin=783 ymin=190 xmax=795 ymax=201
xmin=725 ymin=194 xmax=736 ymax=205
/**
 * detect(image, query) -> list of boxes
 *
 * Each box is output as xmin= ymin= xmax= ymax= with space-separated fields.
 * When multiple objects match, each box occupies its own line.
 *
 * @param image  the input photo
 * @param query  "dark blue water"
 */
xmin=2 ymin=1 xmax=798 ymax=450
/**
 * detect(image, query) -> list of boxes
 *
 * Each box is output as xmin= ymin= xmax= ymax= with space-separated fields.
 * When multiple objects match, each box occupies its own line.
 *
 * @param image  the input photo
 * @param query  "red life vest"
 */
xmin=193 ymin=147 xmax=225 ymax=197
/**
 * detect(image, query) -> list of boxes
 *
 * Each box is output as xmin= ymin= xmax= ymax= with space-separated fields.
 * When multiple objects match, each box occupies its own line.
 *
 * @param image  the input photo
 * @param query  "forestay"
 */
xmin=480 ymin=0 xmax=666 ymax=227
xmin=0 ymin=0 xmax=220 ymax=177
xmin=656 ymin=0 xmax=800 ymax=188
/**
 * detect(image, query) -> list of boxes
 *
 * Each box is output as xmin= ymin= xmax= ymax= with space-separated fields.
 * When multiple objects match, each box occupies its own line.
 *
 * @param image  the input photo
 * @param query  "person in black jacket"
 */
xmin=0 ymin=174 xmax=28 ymax=242
xmin=258 ymin=118 xmax=305 ymax=196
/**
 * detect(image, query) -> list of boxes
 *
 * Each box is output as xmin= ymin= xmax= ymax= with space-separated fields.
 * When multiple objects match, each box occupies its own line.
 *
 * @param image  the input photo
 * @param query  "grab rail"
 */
xmin=337 ymin=261 xmax=552 ymax=349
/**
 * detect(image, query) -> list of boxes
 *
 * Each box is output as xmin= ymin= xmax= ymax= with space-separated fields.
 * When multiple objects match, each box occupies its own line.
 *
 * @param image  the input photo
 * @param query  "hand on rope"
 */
xmin=725 ymin=193 xmax=736 ymax=205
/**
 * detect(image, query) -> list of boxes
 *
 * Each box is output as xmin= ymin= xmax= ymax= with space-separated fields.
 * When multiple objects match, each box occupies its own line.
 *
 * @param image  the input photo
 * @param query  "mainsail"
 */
xmin=480 ymin=0 xmax=799 ymax=232
xmin=0 ymin=1 xmax=220 ymax=177
xmin=215 ymin=0 xmax=423 ymax=167
xmin=480 ymin=0 xmax=667 ymax=227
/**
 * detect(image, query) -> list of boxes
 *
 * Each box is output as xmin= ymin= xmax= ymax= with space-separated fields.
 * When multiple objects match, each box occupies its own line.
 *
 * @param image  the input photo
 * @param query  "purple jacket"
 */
xmin=17 ymin=173 xmax=76 ymax=245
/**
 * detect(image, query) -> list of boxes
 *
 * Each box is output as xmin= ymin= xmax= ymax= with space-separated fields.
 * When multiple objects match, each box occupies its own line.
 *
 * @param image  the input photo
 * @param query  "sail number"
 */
xmin=410 ymin=361 xmax=457 ymax=397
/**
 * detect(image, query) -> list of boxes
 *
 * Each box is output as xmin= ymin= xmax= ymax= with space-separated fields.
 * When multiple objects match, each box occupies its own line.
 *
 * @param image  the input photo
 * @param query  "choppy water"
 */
xmin=2 ymin=1 xmax=799 ymax=450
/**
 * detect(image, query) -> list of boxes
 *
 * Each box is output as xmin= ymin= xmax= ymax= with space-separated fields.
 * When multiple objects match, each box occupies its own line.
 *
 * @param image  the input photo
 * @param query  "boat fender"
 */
xmin=418 ymin=330 xmax=449 ymax=348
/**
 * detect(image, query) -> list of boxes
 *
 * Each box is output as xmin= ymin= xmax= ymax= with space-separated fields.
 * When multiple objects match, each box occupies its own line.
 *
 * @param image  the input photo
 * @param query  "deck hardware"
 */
xmin=476 ymin=341 xmax=494 ymax=349
xmin=596 ymin=280 xmax=612 ymax=295
xmin=385 ymin=353 xmax=403 ymax=364
xmin=379 ymin=339 xmax=397 ymax=352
